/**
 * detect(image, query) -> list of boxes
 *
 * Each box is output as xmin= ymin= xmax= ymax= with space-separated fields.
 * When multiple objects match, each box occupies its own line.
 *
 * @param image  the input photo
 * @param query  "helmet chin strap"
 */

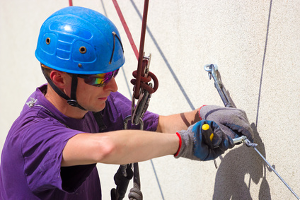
xmin=42 ymin=68 xmax=86 ymax=111
xmin=67 ymin=74 xmax=87 ymax=111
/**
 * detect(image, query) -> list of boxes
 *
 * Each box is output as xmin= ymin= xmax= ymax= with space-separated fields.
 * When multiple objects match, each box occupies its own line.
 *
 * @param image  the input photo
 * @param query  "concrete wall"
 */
xmin=1 ymin=0 xmax=299 ymax=199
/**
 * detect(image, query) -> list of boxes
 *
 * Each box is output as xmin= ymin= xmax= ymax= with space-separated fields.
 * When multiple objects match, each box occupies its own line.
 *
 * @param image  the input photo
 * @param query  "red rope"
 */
xmin=112 ymin=0 xmax=158 ymax=99
xmin=112 ymin=0 xmax=139 ymax=60
xmin=134 ymin=0 xmax=149 ymax=99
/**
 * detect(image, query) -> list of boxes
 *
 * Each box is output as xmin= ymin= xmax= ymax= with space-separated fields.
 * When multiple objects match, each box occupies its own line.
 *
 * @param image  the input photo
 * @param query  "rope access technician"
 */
xmin=0 ymin=6 xmax=253 ymax=200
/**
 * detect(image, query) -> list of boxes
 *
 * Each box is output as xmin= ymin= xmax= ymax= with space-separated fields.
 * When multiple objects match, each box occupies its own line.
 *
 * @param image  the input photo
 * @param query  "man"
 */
xmin=0 ymin=6 xmax=253 ymax=200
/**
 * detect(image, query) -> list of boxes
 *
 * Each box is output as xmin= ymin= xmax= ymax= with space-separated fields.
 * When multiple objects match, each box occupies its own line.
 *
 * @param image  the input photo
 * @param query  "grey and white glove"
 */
xmin=199 ymin=105 xmax=254 ymax=141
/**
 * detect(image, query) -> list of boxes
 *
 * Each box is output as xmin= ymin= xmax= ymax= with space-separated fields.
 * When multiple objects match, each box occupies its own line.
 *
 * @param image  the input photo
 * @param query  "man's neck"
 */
xmin=45 ymin=85 xmax=87 ymax=119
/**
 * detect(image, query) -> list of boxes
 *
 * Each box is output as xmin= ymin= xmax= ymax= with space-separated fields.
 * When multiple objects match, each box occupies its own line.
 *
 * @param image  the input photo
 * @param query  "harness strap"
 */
xmin=93 ymin=111 xmax=107 ymax=131
xmin=111 ymin=164 xmax=134 ymax=200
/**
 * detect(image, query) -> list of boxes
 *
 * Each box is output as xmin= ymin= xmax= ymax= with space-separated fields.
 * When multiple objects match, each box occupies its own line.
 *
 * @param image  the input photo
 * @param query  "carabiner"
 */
xmin=131 ymin=55 xmax=153 ymax=125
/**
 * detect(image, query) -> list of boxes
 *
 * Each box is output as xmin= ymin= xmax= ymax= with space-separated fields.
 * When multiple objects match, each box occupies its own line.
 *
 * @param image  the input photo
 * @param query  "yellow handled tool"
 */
xmin=201 ymin=123 xmax=215 ymax=149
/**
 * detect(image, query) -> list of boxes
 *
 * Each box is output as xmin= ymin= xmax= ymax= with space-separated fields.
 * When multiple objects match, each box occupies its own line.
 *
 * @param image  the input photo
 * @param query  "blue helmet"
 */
xmin=35 ymin=6 xmax=125 ymax=74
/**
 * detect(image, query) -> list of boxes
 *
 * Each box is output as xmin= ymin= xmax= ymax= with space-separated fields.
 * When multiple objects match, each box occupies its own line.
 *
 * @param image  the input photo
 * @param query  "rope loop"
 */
xmin=131 ymin=70 xmax=158 ymax=98
xmin=128 ymin=187 xmax=143 ymax=200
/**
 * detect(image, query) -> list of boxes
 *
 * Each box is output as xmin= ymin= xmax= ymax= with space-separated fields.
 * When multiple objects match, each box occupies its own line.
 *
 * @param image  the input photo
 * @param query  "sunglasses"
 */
xmin=77 ymin=69 xmax=119 ymax=87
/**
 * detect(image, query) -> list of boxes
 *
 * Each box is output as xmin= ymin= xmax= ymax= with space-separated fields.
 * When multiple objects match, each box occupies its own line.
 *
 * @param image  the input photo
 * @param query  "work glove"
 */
xmin=199 ymin=105 xmax=254 ymax=142
xmin=175 ymin=120 xmax=234 ymax=161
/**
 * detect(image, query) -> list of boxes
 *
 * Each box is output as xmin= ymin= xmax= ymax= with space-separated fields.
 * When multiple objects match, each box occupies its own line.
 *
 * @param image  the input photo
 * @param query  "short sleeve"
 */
xmin=21 ymin=118 xmax=83 ymax=193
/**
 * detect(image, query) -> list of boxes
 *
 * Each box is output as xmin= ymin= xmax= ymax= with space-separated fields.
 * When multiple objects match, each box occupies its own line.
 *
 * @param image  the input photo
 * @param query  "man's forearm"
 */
xmin=157 ymin=108 xmax=200 ymax=133
xmin=61 ymin=130 xmax=179 ymax=166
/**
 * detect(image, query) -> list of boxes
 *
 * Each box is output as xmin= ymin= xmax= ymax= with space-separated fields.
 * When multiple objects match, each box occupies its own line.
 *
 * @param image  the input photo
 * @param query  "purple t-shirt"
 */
xmin=0 ymin=84 xmax=159 ymax=200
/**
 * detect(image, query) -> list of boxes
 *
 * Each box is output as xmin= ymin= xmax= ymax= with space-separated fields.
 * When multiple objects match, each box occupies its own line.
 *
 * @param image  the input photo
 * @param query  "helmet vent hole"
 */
xmin=46 ymin=38 xmax=51 ymax=45
xmin=79 ymin=46 xmax=87 ymax=54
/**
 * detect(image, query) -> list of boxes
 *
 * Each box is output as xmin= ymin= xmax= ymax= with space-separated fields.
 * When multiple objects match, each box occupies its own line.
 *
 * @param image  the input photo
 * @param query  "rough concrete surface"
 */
xmin=0 ymin=0 xmax=299 ymax=199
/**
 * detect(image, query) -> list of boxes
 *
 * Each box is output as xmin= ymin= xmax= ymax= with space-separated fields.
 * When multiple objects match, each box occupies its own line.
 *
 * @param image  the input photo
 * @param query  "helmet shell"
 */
xmin=35 ymin=6 xmax=125 ymax=74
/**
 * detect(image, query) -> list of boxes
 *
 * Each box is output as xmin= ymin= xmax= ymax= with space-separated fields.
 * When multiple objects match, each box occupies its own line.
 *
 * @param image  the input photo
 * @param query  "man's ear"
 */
xmin=49 ymin=70 xmax=69 ymax=89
